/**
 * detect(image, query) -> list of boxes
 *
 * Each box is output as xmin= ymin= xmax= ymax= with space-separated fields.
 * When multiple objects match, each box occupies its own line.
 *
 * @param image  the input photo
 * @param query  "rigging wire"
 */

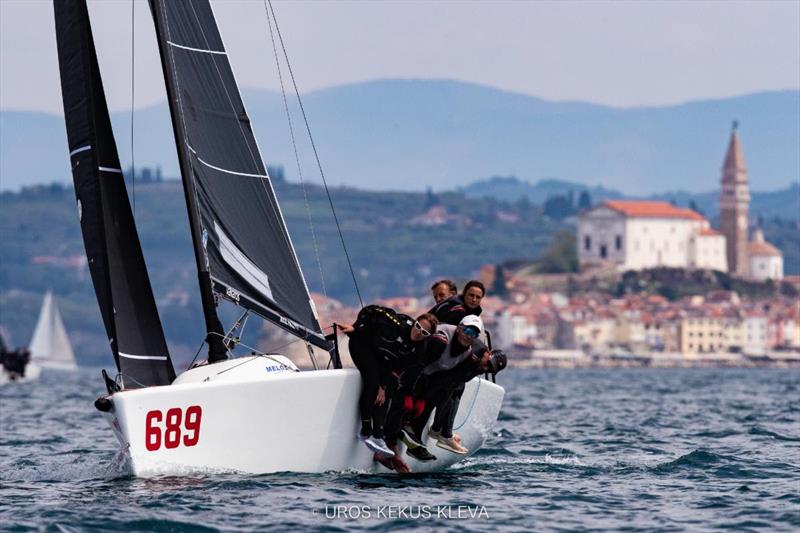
xmin=265 ymin=0 xmax=364 ymax=308
xmin=130 ymin=0 xmax=136 ymax=214
xmin=263 ymin=1 xmax=327 ymax=299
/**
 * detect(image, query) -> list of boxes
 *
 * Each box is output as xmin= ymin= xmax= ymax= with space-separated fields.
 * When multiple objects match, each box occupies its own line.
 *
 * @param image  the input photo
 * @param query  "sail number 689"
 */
xmin=145 ymin=406 xmax=202 ymax=451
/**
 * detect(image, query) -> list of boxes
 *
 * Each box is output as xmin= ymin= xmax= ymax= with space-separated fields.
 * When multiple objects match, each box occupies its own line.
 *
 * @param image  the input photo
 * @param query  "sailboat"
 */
xmin=29 ymin=291 xmax=78 ymax=372
xmin=54 ymin=0 xmax=504 ymax=476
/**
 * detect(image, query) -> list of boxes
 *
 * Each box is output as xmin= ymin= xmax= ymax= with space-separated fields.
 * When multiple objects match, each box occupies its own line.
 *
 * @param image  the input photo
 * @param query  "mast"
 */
xmin=54 ymin=0 xmax=176 ymax=387
xmin=147 ymin=0 xmax=331 ymax=353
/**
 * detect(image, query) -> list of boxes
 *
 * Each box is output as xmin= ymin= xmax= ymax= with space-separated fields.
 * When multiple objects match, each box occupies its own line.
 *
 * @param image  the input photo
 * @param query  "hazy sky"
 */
xmin=1 ymin=0 xmax=799 ymax=114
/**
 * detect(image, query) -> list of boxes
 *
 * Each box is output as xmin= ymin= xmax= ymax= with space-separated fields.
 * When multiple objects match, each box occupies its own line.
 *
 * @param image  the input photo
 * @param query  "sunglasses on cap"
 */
xmin=461 ymin=325 xmax=480 ymax=338
xmin=413 ymin=321 xmax=431 ymax=337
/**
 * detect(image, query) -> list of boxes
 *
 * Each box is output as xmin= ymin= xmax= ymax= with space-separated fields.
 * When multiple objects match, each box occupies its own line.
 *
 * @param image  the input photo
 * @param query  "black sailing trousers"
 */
xmin=348 ymin=337 xmax=390 ymax=439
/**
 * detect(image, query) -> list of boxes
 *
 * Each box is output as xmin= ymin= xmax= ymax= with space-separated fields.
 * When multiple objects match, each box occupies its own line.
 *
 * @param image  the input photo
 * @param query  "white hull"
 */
xmin=102 ymin=356 xmax=504 ymax=476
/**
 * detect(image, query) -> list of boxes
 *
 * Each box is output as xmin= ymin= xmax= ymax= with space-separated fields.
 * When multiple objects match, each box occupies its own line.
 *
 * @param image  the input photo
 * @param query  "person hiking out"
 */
xmin=340 ymin=306 xmax=437 ymax=460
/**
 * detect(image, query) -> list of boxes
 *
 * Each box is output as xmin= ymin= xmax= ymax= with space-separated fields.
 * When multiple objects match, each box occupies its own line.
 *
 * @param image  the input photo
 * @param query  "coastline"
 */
xmin=512 ymin=349 xmax=800 ymax=369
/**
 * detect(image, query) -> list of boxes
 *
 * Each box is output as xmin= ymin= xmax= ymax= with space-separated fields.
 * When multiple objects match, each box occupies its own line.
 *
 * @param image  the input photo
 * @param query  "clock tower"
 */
xmin=718 ymin=122 xmax=750 ymax=277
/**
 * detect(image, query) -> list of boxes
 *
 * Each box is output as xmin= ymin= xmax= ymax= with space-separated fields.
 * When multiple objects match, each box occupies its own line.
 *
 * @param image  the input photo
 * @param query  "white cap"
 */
xmin=459 ymin=315 xmax=484 ymax=334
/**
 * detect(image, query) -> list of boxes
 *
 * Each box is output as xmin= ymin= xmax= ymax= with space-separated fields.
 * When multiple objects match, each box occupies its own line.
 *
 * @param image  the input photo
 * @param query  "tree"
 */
xmin=688 ymin=199 xmax=703 ymax=215
xmin=491 ymin=264 xmax=508 ymax=297
xmin=543 ymin=195 xmax=574 ymax=220
xmin=577 ymin=191 xmax=592 ymax=210
xmin=267 ymin=164 xmax=285 ymax=183
xmin=536 ymin=230 xmax=578 ymax=273
xmin=424 ymin=187 xmax=440 ymax=209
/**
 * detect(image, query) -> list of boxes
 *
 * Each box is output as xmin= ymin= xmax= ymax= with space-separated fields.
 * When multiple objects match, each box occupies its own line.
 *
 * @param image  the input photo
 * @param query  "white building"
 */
xmin=578 ymin=200 xmax=727 ymax=272
xmin=747 ymin=228 xmax=783 ymax=281
xmin=743 ymin=313 xmax=769 ymax=354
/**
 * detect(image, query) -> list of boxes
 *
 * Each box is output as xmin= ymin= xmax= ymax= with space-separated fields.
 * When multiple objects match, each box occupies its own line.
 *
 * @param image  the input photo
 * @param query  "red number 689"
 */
xmin=145 ymin=405 xmax=202 ymax=451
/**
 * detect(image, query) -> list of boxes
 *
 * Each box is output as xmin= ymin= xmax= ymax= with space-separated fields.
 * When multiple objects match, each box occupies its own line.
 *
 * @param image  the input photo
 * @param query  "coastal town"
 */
xmin=308 ymin=125 xmax=799 ymax=369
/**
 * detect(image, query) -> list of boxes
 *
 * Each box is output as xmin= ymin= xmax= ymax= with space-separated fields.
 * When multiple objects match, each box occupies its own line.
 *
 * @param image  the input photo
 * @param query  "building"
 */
xmin=717 ymin=123 xmax=783 ymax=280
xmin=578 ymin=200 xmax=727 ymax=272
xmin=748 ymin=228 xmax=783 ymax=281
xmin=718 ymin=122 xmax=751 ymax=276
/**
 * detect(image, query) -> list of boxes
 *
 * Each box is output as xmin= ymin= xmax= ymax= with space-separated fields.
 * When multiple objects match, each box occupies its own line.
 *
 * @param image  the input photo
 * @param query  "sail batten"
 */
xmin=54 ymin=0 xmax=176 ymax=387
xmin=149 ymin=0 xmax=328 ymax=351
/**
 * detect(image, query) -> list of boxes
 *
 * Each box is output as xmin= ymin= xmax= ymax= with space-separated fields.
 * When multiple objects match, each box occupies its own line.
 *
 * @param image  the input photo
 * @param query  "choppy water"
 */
xmin=1 ymin=368 xmax=798 ymax=531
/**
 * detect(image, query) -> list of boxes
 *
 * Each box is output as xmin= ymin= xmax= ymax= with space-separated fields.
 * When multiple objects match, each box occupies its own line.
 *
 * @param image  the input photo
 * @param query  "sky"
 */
xmin=1 ymin=0 xmax=799 ymax=115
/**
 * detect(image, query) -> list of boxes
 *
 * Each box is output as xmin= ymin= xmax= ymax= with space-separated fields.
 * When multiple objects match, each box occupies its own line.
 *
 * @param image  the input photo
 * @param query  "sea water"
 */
xmin=1 ymin=368 xmax=798 ymax=531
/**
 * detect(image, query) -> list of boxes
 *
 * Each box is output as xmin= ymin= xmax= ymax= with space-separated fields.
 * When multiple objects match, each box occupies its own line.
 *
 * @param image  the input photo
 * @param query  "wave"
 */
xmin=748 ymin=426 xmax=800 ymax=442
xmin=653 ymin=449 xmax=730 ymax=473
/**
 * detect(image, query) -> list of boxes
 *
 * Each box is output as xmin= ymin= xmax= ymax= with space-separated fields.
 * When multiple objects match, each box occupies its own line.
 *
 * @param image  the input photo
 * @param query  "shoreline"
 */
xmin=511 ymin=350 xmax=800 ymax=369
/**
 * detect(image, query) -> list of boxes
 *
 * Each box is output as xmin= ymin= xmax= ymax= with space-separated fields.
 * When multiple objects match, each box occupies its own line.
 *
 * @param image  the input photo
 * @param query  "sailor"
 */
xmin=380 ymin=328 xmax=450 ymax=472
xmin=340 ymin=306 xmax=438 ymax=459
xmin=0 ymin=347 xmax=30 ymax=380
xmin=411 ymin=343 xmax=507 ymax=454
xmin=408 ymin=315 xmax=487 ymax=456
xmin=427 ymin=280 xmax=487 ymax=447
xmin=429 ymin=280 xmax=485 ymax=325
xmin=430 ymin=279 xmax=457 ymax=305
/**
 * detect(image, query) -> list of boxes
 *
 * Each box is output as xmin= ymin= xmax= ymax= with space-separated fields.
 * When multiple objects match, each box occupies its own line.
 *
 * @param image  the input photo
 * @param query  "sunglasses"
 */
xmin=413 ymin=321 xmax=432 ymax=337
xmin=461 ymin=326 xmax=480 ymax=338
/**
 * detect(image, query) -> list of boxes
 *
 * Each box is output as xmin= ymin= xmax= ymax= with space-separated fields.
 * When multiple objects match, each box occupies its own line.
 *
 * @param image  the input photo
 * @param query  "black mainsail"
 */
xmin=54 ymin=0 xmax=175 ymax=387
xmin=148 ymin=0 xmax=329 ymax=354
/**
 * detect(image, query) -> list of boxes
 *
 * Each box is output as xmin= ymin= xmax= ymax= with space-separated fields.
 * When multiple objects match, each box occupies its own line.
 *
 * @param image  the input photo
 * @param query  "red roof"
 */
xmin=747 ymin=241 xmax=781 ymax=257
xmin=697 ymin=228 xmax=723 ymax=236
xmin=603 ymin=200 xmax=706 ymax=221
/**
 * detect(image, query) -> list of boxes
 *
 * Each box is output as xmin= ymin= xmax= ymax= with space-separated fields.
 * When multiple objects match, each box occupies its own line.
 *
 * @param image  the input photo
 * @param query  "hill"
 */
xmin=0 ymin=179 xmax=564 ymax=366
xmin=461 ymin=176 xmax=800 ymax=220
xmin=1 ymin=80 xmax=798 ymax=194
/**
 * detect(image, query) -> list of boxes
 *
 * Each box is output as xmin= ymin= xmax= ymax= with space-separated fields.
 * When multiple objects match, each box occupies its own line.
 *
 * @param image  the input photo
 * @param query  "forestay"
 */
xmin=54 ymin=0 xmax=175 ymax=387
xmin=149 ymin=0 xmax=327 ymax=350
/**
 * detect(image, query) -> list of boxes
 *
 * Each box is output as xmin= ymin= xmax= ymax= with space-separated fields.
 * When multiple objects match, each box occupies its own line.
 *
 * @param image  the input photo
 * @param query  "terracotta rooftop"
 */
xmin=602 ymin=200 xmax=706 ymax=221
xmin=748 ymin=228 xmax=782 ymax=257
xmin=697 ymin=228 xmax=724 ymax=237
xmin=747 ymin=241 xmax=782 ymax=258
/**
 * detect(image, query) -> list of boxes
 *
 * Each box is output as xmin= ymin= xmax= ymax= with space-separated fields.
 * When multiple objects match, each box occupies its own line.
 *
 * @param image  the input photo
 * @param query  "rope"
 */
xmin=452 ymin=378 xmax=482 ymax=431
xmin=266 ymin=0 xmax=364 ymax=307
xmin=263 ymin=1 xmax=327 ymax=298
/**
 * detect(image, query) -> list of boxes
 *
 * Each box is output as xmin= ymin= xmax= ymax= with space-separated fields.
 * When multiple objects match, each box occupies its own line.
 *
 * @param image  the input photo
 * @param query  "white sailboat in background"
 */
xmin=29 ymin=291 xmax=77 ymax=372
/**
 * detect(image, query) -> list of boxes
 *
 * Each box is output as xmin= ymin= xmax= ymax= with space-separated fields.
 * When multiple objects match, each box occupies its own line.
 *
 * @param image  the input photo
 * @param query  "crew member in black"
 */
xmin=428 ymin=279 xmax=485 ymax=325
xmin=341 ymin=306 xmax=438 ymax=459
xmin=381 ymin=328 xmax=449 ymax=471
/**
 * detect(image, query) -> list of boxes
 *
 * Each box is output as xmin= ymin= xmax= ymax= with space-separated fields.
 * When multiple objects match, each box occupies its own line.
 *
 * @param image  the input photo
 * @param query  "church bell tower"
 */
xmin=718 ymin=121 xmax=750 ymax=276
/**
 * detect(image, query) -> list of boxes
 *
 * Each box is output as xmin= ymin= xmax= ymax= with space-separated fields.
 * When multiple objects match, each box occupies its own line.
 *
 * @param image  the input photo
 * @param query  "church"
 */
xmin=578 ymin=124 xmax=783 ymax=280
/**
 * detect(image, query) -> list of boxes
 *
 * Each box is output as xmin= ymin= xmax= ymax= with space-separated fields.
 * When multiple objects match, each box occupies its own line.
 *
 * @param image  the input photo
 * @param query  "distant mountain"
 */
xmin=460 ymin=176 xmax=624 ymax=203
xmin=1 ymin=80 xmax=798 ymax=194
xmin=463 ymin=176 xmax=800 ymax=220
